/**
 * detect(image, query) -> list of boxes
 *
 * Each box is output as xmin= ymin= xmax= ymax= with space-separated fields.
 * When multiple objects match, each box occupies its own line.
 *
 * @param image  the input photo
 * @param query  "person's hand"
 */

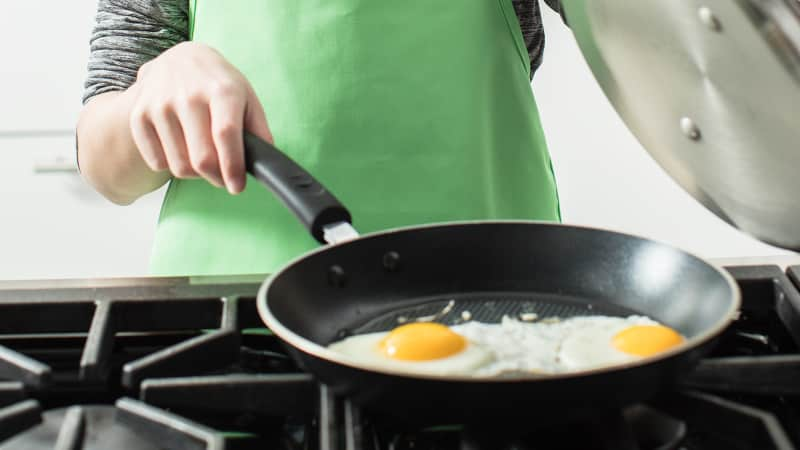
xmin=128 ymin=41 xmax=272 ymax=194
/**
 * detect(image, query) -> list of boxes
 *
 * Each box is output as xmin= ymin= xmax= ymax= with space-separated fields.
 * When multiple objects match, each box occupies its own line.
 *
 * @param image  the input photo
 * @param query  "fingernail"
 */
xmin=228 ymin=181 xmax=243 ymax=195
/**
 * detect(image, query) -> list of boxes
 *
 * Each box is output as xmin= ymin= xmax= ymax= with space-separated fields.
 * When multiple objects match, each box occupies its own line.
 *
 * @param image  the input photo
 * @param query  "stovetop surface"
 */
xmin=0 ymin=265 xmax=799 ymax=449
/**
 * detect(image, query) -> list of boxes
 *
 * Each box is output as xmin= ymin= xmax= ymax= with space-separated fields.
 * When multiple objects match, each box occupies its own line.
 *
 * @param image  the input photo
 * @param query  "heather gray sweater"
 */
xmin=84 ymin=0 xmax=562 ymax=103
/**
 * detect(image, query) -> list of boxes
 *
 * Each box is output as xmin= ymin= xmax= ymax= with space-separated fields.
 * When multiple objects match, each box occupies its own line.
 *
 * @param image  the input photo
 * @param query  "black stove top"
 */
xmin=0 ymin=266 xmax=799 ymax=450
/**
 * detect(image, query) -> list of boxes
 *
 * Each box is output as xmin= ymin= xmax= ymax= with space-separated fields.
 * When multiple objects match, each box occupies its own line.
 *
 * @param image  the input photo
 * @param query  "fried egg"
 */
xmin=328 ymin=314 xmax=685 ymax=377
xmin=328 ymin=322 xmax=494 ymax=376
xmin=557 ymin=316 xmax=683 ymax=371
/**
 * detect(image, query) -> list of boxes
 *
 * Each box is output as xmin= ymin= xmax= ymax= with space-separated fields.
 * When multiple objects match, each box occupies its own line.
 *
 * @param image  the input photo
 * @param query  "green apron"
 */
xmin=150 ymin=0 xmax=560 ymax=276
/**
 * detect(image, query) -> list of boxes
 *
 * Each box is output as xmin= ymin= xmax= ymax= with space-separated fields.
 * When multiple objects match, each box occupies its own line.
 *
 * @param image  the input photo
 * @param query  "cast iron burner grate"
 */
xmin=0 ymin=266 xmax=798 ymax=449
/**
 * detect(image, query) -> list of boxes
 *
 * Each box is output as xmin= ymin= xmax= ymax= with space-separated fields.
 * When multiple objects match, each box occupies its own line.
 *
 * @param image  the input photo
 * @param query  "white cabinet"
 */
xmin=0 ymin=136 xmax=164 ymax=279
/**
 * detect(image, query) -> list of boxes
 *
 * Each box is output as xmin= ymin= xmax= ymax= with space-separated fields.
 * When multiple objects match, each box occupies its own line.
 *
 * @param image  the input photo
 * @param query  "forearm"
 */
xmin=77 ymin=88 xmax=170 ymax=205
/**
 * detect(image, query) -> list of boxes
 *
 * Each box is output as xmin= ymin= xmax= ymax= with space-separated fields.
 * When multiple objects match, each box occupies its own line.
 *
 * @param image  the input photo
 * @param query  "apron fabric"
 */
xmin=149 ymin=0 xmax=560 ymax=276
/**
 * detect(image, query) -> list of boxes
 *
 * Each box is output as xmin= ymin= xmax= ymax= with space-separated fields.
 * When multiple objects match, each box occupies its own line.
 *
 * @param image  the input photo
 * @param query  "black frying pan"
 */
xmin=244 ymin=133 xmax=740 ymax=423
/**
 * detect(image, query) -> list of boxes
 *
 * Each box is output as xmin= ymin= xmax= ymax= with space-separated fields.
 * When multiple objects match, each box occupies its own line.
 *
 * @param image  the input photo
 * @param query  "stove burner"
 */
xmin=0 ymin=402 xmax=223 ymax=450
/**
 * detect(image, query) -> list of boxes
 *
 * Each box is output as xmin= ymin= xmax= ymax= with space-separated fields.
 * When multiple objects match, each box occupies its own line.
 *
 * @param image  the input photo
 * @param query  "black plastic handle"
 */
xmin=243 ymin=132 xmax=351 ymax=243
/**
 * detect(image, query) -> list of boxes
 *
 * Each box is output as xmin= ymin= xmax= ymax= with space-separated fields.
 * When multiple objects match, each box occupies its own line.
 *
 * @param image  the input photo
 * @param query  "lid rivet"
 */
xmin=680 ymin=117 xmax=702 ymax=141
xmin=698 ymin=7 xmax=722 ymax=32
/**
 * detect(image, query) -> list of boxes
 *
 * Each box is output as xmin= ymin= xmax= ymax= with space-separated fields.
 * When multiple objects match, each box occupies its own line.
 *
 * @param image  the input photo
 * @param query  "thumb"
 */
xmin=244 ymin=89 xmax=273 ymax=145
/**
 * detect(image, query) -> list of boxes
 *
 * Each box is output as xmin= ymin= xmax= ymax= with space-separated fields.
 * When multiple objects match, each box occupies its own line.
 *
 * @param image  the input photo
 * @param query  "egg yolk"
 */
xmin=612 ymin=325 xmax=684 ymax=357
xmin=378 ymin=323 xmax=466 ymax=361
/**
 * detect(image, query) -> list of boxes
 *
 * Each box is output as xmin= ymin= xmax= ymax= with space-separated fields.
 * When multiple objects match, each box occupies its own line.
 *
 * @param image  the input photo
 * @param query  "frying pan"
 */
xmin=245 ymin=133 xmax=740 ymax=423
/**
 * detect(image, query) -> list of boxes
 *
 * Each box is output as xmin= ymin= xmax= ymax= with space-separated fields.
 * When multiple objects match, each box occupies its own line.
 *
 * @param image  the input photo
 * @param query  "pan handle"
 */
xmin=243 ymin=132 xmax=352 ymax=243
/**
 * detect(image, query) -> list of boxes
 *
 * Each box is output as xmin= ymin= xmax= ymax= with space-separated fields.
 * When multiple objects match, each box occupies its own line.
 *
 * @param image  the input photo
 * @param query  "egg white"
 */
xmin=452 ymin=317 xmax=564 ymax=375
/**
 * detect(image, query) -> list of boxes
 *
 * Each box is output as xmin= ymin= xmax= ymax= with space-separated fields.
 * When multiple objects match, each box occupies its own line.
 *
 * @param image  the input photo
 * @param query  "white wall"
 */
xmin=533 ymin=6 xmax=788 ymax=258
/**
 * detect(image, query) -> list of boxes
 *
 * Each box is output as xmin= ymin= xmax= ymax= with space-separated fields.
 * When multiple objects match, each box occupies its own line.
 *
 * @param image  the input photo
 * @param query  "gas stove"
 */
xmin=0 ymin=264 xmax=799 ymax=449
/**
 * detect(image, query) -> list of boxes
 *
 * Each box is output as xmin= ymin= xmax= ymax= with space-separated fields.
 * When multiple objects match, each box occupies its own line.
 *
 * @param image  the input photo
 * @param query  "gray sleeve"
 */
xmin=83 ymin=0 xmax=190 ymax=104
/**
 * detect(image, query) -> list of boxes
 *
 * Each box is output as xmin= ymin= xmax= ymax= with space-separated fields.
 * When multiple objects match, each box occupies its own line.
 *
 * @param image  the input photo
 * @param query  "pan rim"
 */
xmin=256 ymin=219 xmax=741 ymax=382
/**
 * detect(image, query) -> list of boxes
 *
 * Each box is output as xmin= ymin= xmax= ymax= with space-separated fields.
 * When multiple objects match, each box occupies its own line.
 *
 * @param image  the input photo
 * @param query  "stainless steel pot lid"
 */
xmin=561 ymin=0 xmax=800 ymax=250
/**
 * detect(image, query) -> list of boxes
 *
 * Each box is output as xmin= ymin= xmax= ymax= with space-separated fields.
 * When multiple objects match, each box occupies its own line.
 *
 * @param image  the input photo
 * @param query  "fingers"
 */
xmin=132 ymin=92 xmax=248 ymax=192
xmin=150 ymin=106 xmax=198 ymax=180
xmin=126 ymin=42 xmax=267 ymax=193
xmin=177 ymin=95 xmax=225 ymax=188
xmin=209 ymin=91 xmax=246 ymax=194
xmin=130 ymin=108 xmax=168 ymax=172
